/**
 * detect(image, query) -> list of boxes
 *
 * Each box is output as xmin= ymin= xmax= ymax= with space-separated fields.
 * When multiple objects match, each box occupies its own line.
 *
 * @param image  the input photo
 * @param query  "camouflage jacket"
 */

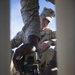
xmin=40 ymin=28 xmax=56 ymax=43
xmin=11 ymin=28 xmax=56 ymax=49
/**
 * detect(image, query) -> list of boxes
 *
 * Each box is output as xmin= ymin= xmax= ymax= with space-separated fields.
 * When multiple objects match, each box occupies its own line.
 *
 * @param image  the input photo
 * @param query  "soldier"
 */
xmin=11 ymin=7 xmax=56 ymax=75
xmin=18 ymin=0 xmax=55 ymax=62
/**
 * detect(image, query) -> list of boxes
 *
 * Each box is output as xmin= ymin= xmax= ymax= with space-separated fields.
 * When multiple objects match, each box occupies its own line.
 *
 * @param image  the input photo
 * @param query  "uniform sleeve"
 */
xmin=51 ymin=31 xmax=56 ymax=39
xmin=11 ymin=31 xmax=23 ymax=49
xmin=44 ymin=28 xmax=56 ymax=46
xmin=43 ymin=28 xmax=54 ymax=40
xmin=20 ymin=0 xmax=40 ymax=39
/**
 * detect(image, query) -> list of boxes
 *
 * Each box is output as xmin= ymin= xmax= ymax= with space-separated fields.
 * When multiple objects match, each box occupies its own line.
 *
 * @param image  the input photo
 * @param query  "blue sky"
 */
xmin=10 ymin=0 xmax=56 ymax=39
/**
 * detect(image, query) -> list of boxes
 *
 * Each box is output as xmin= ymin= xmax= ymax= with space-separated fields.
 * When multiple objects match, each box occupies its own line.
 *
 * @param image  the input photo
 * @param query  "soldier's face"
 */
xmin=40 ymin=16 xmax=50 ymax=29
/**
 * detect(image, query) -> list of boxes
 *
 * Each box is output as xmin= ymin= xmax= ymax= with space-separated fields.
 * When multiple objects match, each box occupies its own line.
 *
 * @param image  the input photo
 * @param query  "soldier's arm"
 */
xmin=11 ymin=31 xmax=23 ymax=49
xmin=45 ymin=28 xmax=56 ymax=46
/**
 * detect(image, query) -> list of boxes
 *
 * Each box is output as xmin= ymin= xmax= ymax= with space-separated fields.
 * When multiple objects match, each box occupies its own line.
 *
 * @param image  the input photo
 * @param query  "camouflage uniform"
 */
xmin=20 ymin=0 xmax=40 ymax=43
xmin=39 ymin=28 xmax=56 ymax=65
xmin=11 ymin=6 xmax=56 ymax=74
xmin=11 ymin=29 xmax=56 ymax=47
xmin=11 ymin=6 xmax=55 ymax=48
xmin=11 ymin=28 xmax=56 ymax=63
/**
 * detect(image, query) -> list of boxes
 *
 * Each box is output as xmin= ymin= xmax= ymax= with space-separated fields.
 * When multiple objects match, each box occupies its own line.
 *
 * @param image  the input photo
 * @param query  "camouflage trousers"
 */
xmin=20 ymin=0 xmax=40 ymax=42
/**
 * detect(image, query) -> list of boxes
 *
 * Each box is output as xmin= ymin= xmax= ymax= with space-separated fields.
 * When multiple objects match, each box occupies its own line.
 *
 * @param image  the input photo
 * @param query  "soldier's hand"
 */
xmin=38 ymin=41 xmax=51 ymax=52
xmin=16 ymin=44 xmax=36 ymax=60
xmin=13 ymin=44 xmax=36 ymax=74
